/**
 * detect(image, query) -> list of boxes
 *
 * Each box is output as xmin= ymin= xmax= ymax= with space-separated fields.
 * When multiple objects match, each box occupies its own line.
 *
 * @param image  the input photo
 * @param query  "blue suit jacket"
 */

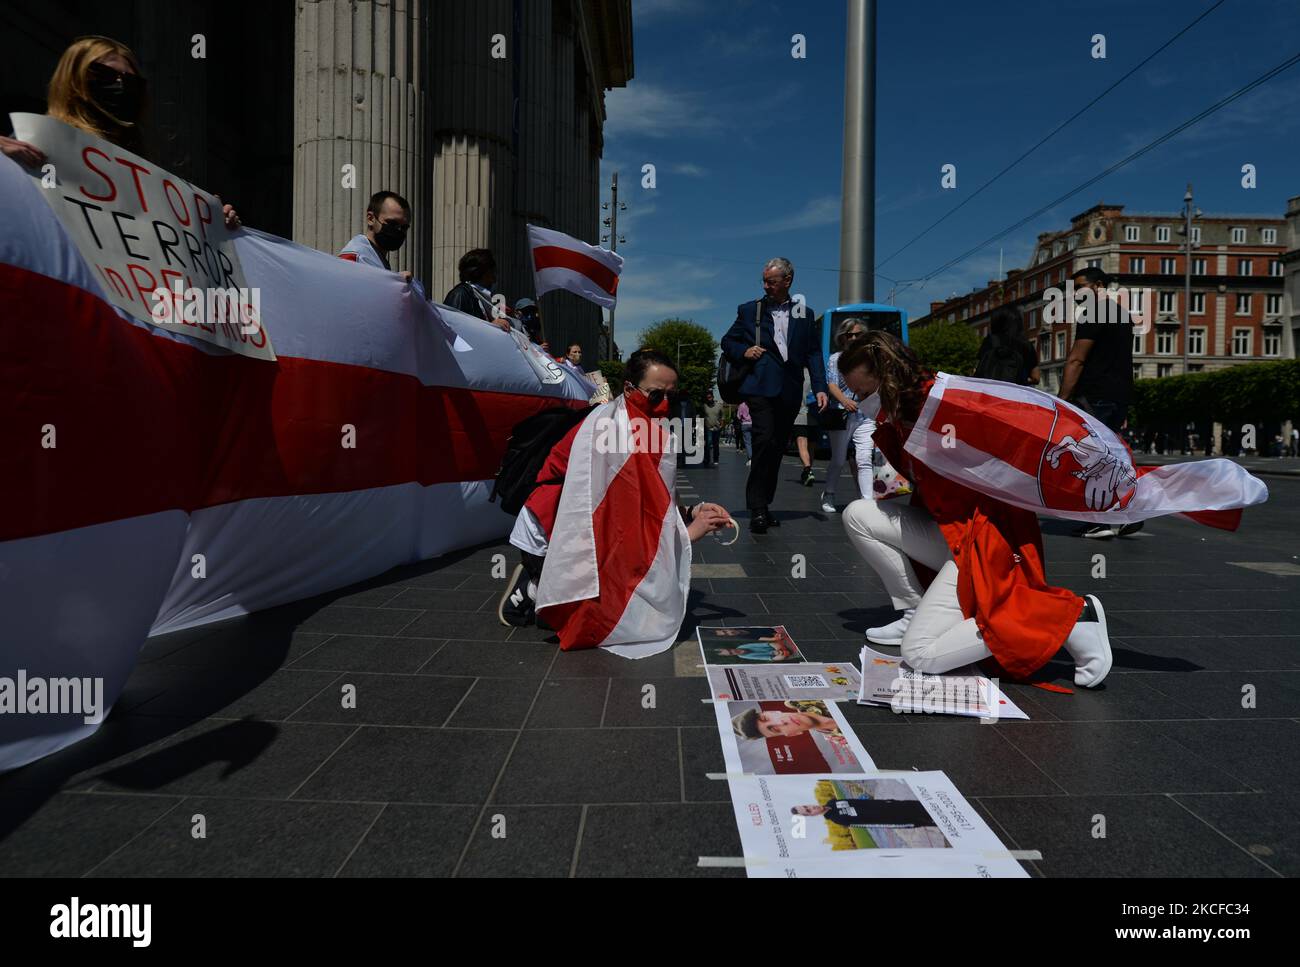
xmin=720 ymin=298 xmax=828 ymax=404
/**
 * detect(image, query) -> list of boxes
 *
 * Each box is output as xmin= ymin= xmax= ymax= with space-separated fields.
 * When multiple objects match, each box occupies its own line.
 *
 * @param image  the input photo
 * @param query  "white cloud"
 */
xmin=722 ymin=195 xmax=841 ymax=237
xmin=604 ymin=82 xmax=724 ymax=140
xmin=671 ymin=162 xmax=709 ymax=177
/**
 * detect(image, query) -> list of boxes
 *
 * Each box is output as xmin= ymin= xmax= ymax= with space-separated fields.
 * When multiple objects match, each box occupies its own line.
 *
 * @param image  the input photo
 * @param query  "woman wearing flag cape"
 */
xmin=835 ymin=331 xmax=1267 ymax=689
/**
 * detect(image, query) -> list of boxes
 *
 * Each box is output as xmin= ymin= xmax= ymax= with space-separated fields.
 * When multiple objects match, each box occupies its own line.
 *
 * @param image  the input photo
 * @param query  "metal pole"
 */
xmin=606 ymin=171 xmax=620 ymax=358
xmin=1183 ymin=183 xmax=1192 ymax=377
xmin=838 ymin=0 xmax=876 ymax=305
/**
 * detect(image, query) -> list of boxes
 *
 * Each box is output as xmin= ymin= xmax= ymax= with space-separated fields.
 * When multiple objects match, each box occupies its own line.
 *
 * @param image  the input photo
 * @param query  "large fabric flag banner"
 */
xmin=527 ymin=224 xmax=622 ymax=309
xmin=0 ymin=123 xmax=591 ymax=771
xmin=904 ymin=373 xmax=1268 ymax=529
xmin=535 ymin=396 xmax=691 ymax=658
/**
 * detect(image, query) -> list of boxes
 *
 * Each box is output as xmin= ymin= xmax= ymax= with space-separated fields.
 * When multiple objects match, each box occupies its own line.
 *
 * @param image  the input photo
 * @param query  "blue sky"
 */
xmin=600 ymin=0 xmax=1300 ymax=352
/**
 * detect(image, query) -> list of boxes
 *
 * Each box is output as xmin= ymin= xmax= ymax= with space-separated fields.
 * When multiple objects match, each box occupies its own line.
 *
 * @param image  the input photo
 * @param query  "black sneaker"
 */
xmin=497 ymin=563 xmax=536 ymax=627
xmin=801 ymin=466 xmax=815 ymax=487
xmin=1117 ymin=521 xmax=1145 ymax=537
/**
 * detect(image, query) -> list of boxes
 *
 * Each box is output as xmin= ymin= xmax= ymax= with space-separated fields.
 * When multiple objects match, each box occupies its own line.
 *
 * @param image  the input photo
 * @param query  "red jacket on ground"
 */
xmin=874 ymin=381 xmax=1084 ymax=680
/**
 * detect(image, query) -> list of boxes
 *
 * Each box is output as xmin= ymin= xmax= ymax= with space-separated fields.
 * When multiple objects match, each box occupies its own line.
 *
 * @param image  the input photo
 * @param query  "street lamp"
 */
xmin=1178 ymin=183 xmax=1203 ymax=377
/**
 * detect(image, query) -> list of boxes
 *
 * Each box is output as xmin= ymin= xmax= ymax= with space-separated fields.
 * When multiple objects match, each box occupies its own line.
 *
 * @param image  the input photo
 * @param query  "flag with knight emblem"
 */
xmin=903 ymin=374 xmax=1268 ymax=530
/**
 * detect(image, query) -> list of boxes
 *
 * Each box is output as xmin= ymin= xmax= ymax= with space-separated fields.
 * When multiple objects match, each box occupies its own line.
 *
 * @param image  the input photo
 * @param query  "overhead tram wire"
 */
xmin=909 ymin=49 xmax=1300 ymax=288
xmin=874 ymin=0 xmax=1229 ymax=271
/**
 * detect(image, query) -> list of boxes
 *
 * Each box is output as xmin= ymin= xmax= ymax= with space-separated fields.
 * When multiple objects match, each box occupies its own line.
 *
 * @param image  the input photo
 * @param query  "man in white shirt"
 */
xmin=720 ymin=257 xmax=828 ymax=532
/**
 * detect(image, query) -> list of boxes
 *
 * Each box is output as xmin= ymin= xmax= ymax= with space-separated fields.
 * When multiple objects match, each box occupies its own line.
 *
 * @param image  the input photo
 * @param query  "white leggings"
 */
xmin=824 ymin=413 xmax=877 ymax=501
xmin=841 ymin=497 xmax=992 ymax=674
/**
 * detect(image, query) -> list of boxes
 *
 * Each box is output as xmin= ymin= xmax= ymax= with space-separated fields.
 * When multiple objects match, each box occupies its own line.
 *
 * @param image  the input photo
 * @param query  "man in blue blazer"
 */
xmin=720 ymin=258 xmax=828 ymax=532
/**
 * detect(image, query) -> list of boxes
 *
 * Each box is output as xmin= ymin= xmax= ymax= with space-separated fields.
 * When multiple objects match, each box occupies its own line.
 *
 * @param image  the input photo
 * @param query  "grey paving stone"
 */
xmin=0 ymin=791 xmax=182 ymax=875
xmin=456 ymin=805 xmax=584 ymax=878
xmin=288 ymin=674 xmax=474 ymax=727
xmin=575 ymin=803 xmax=743 ymax=877
xmin=1111 ymin=636 xmax=1300 ymax=672
xmin=445 ymin=678 xmax=541 ymax=729
xmin=89 ymin=796 xmax=382 ymax=877
xmin=399 ymin=611 xmax=513 ymax=641
xmin=293 ymin=727 xmax=514 ymax=804
xmin=526 ymin=679 xmax=609 ymax=729
xmin=1175 ymin=792 xmax=1300 ymax=876
xmin=88 ymin=719 xmax=358 ymax=799
xmin=1149 ymin=719 xmax=1300 ymax=792
xmin=295 ymin=606 xmax=423 ymax=636
xmin=547 ymin=645 xmax=679 ymax=679
xmin=287 ymin=635 xmax=445 ymax=674
xmin=418 ymin=638 xmax=556 ymax=679
xmin=1032 ymin=675 xmax=1202 ymax=722
xmin=603 ymin=678 xmax=715 ymax=728
xmin=337 ymin=804 xmax=480 ymax=877
xmin=1000 ymin=722 xmax=1252 ymax=796
xmin=1140 ymin=671 xmax=1300 ymax=719
xmin=679 ymin=727 xmax=729 ymax=803
xmin=847 ymin=722 xmax=1066 ymax=797
xmin=130 ymin=668 xmax=342 ymax=721
xmin=493 ymin=729 xmax=680 ymax=805
xmin=382 ymin=588 xmax=496 ymax=612
xmin=978 ymin=794 xmax=1275 ymax=877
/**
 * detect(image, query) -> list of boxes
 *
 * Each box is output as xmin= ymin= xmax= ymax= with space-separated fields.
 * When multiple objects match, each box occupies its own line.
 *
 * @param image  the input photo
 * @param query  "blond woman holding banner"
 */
xmin=2 ymin=35 xmax=240 ymax=229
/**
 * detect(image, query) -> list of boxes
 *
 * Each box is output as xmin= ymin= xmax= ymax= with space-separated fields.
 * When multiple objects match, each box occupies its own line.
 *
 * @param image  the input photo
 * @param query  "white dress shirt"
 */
xmin=769 ymin=300 xmax=792 ymax=361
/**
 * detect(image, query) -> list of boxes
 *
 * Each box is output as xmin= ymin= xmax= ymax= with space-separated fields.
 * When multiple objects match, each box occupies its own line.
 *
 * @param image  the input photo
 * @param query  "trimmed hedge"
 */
xmin=1130 ymin=359 xmax=1300 ymax=427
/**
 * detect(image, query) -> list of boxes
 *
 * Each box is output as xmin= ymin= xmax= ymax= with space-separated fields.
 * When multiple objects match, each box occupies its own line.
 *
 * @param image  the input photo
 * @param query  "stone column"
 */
xmin=293 ymin=0 xmax=427 ymax=280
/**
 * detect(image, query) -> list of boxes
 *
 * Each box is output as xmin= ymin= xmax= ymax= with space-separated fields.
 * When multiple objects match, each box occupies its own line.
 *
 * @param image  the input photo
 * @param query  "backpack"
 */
xmin=489 ymin=405 xmax=594 ymax=515
xmin=975 ymin=335 xmax=1025 ymax=384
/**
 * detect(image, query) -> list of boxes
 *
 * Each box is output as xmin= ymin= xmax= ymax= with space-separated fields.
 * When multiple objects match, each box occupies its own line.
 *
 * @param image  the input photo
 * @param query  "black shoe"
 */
xmin=768 ymin=513 xmax=781 ymax=526
xmin=801 ymin=466 xmax=815 ymax=487
xmin=497 ymin=563 xmax=536 ymax=627
xmin=1117 ymin=521 xmax=1144 ymax=537
xmin=1079 ymin=524 xmax=1117 ymax=539
xmin=750 ymin=511 xmax=770 ymax=534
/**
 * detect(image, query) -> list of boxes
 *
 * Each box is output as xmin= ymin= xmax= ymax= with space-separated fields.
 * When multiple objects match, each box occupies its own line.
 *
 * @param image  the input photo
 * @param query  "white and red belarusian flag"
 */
xmin=0 ymin=126 xmax=592 ymax=771
xmin=527 ymin=224 xmax=623 ymax=309
xmin=535 ymin=397 xmax=691 ymax=658
xmin=903 ymin=374 xmax=1268 ymax=530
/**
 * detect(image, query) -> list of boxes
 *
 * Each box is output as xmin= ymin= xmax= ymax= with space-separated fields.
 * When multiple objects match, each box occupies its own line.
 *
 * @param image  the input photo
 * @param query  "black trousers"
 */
xmin=744 ymin=394 xmax=797 ymax=512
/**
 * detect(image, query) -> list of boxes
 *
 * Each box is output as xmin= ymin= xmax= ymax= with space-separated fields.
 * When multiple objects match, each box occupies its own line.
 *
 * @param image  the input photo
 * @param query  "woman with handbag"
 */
xmin=836 ymin=331 xmax=1113 ymax=688
xmin=821 ymin=320 xmax=881 ymax=512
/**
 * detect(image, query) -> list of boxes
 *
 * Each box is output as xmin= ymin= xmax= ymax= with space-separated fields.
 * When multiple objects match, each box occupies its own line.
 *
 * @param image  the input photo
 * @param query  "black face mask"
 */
xmin=86 ymin=62 xmax=145 ymax=123
xmin=375 ymin=220 xmax=407 ymax=251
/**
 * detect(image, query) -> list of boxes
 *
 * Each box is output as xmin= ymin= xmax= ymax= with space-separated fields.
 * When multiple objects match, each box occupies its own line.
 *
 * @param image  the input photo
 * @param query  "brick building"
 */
xmin=913 ymin=201 xmax=1290 ymax=395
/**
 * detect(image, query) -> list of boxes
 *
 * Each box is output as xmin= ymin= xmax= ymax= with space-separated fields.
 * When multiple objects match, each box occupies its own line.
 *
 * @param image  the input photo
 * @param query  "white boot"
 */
xmin=1064 ymin=594 xmax=1113 ymax=687
xmin=866 ymin=609 xmax=915 ymax=646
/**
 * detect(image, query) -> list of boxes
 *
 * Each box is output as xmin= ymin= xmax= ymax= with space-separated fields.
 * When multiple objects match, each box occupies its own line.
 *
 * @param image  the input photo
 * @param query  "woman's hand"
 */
xmin=686 ymin=505 xmax=732 ymax=542
xmin=222 ymin=203 xmax=242 ymax=230
xmin=843 ymin=399 xmax=859 ymax=413
xmin=1 ymin=136 xmax=46 ymax=167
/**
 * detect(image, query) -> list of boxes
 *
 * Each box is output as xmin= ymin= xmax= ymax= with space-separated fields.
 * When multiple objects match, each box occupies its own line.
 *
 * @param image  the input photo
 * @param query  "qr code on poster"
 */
xmin=782 ymin=674 xmax=828 ymax=689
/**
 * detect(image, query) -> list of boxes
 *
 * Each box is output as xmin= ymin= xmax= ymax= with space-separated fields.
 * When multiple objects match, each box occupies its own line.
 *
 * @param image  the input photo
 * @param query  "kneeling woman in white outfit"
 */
xmin=835 ymin=331 xmax=1113 ymax=688
xmin=822 ymin=319 xmax=882 ymax=512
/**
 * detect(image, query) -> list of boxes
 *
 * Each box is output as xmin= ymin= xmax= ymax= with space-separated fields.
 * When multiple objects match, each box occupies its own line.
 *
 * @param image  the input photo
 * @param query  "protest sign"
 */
xmin=706 ymin=662 xmax=861 ymax=702
xmin=715 ymin=699 xmax=874 ymax=775
xmin=858 ymin=645 xmax=1028 ymax=721
xmin=697 ymin=625 xmax=803 ymax=664
xmin=10 ymin=112 xmax=274 ymax=360
xmin=726 ymin=772 xmax=1029 ymax=878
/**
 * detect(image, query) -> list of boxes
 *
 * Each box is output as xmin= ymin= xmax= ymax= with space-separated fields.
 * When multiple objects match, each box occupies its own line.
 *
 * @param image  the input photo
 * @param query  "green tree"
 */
xmin=909 ymin=320 xmax=981 ymax=376
xmin=635 ymin=318 xmax=718 ymax=407
xmin=596 ymin=359 xmax=626 ymax=395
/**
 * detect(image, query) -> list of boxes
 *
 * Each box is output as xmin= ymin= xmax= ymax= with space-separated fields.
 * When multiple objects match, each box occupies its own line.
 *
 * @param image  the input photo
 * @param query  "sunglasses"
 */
xmin=87 ymin=61 xmax=147 ymax=92
xmin=631 ymin=385 xmax=678 ymax=407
